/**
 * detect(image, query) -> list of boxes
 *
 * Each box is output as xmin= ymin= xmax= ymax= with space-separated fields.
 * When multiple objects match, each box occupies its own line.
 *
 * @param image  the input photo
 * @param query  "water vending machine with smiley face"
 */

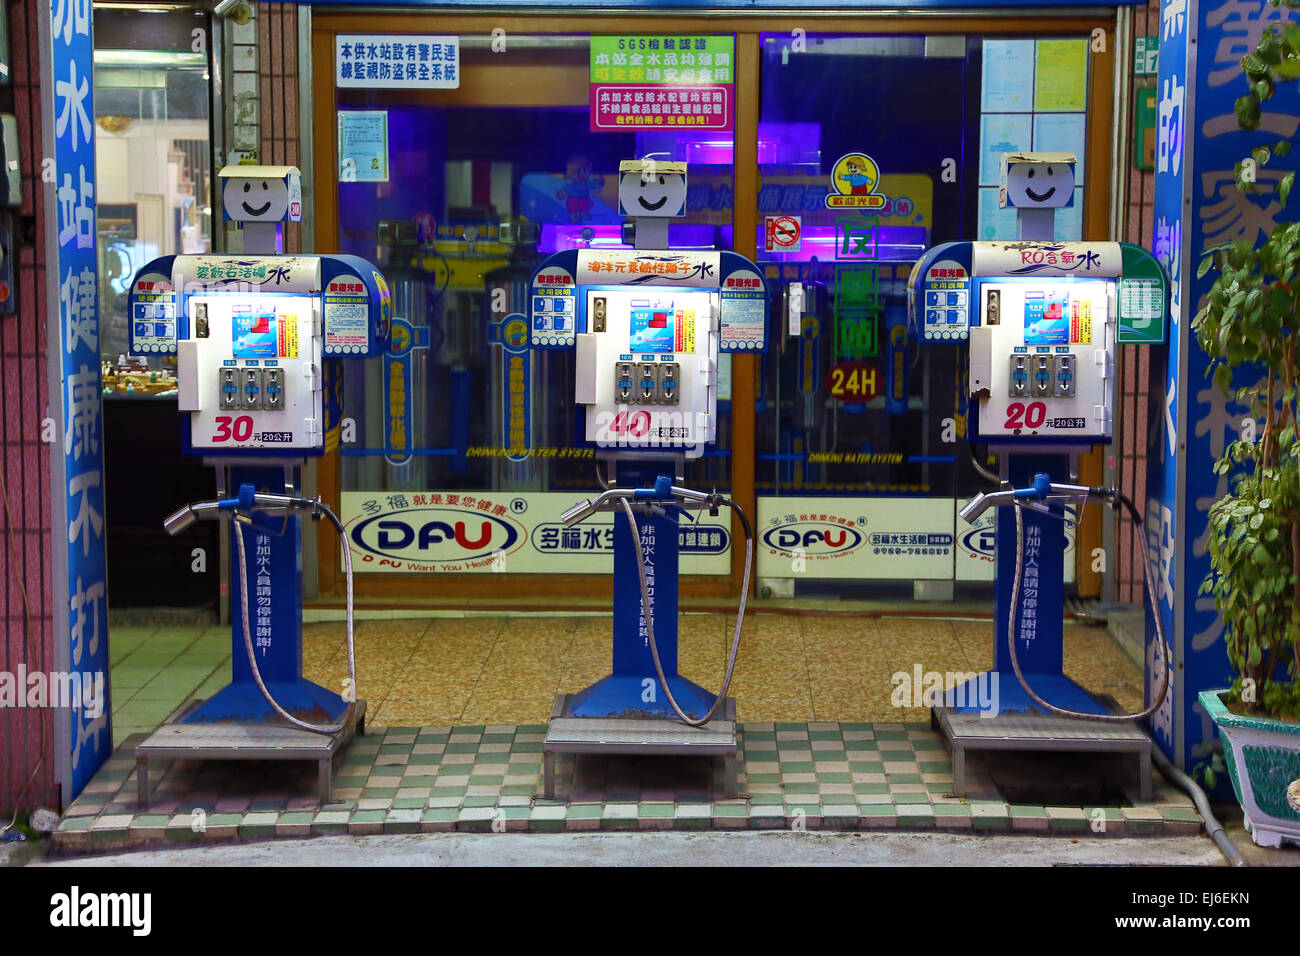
xmin=122 ymin=167 xmax=391 ymax=805
xmin=528 ymin=159 xmax=770 ymax=798
xmin=907 ymin=153 xmax=1170 ymax=799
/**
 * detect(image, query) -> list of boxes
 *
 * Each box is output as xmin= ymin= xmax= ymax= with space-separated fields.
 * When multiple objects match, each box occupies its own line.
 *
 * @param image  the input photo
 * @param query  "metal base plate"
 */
xmin=133 ymin=698 xmax=366 ymax=807
xmin=933 ymin=705 xmax=1152 ymax=800
xmin=542 ymin=693 xmax=738 ymax=799
xmin=545 ymin=716 xmax=738 ymax=754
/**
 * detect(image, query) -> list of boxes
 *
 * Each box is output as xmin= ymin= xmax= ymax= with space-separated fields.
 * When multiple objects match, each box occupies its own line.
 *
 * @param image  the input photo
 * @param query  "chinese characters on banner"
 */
xmin=1017 ymin=524 xmax=1042 ymax=648
xmin=1151 ymin=0 xmax=1300 ymax=770
xmin=590 ymin=36 xmax=735 ymax=131
xmin=636 ymin=522 xmax=656 ymax=648
xmin=336 ymin=35 xmax=460 ymax=89
xmin=254 ymin=534 xmax=273 ymax=655
xmin=47 ymin=0 xmax=111 ymax=797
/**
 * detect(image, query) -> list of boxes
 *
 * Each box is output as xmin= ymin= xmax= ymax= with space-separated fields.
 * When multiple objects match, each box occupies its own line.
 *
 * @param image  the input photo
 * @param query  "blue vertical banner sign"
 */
xmin=1151 ymin=0 xmax=1300 ymax=773
xmin=42 ymin=0 xmax=112 ymax=800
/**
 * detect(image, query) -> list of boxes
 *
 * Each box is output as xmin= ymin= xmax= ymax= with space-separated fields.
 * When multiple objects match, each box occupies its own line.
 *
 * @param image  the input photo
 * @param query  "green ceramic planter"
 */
xmin=1200 ymin=688 xmax=1300 ymax=849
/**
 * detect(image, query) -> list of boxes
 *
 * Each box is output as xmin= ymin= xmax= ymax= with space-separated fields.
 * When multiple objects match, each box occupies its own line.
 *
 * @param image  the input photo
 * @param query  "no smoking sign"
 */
xmin=764 ymin=215 xmax=801 ymax=253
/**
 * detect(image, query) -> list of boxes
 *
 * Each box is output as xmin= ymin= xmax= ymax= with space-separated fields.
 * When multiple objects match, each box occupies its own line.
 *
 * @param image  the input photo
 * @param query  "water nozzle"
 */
xmin=163 ymin=505 xmax=197 ymax=536
xmin=562 ymin=499 xmax=597 ymax=526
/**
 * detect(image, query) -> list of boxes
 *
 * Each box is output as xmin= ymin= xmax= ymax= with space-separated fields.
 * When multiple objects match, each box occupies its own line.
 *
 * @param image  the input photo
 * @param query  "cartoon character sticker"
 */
xmin=557 ymin=156 xmax=605 ymax=223
xmin=826 ymin=153 xmax=885 ymax=209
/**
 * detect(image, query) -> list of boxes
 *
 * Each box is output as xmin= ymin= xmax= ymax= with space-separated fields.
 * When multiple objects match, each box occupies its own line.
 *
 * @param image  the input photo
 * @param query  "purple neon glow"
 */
xmin=631 ymin=123 xmax=822 ymax=167
xmin=755 ymin=224 xmax=929 ymax=263
xmin=539 ymin=222 xmax=732 ymax=254
xmin=756 ymin=122 xmax=822 ymax=166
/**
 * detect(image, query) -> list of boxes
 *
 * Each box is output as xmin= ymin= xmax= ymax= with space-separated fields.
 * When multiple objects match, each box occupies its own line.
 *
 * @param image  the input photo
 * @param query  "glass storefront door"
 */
xmin=752 ymin=33 xmax=1090 ymax=595
xmin=311 ymin=16 xmax=1108 ymax=603
xmin=326 ymin=34 xmax=736 ymax=590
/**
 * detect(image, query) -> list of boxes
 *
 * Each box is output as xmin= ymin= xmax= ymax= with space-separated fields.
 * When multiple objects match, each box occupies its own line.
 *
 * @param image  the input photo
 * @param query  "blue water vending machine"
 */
xmin=530 ymin=159 xmax=770 ymax=799
xmin=908 ymin=152 xmax=1170 ymax=799
xmin=125 ymin=166 xmax=390 ymax=805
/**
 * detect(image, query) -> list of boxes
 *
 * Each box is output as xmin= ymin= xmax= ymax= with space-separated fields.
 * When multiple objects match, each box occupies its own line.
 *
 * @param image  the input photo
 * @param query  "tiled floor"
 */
xmin=111 ymin=613 xmax=1145 ymax=744
xmin=48 ymin=612 xmax=1191 ymax=853
xmin=54 ymin=720 xmax=1201 ymax=852
xmin=110 ymin=625 xmax=235 ymax=746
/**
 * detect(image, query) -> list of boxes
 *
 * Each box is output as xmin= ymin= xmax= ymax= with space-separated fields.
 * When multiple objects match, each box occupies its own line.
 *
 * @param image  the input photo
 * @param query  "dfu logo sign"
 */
xmin=345 ymin=495 xmax=527 ymax=572
xmin=761 ymin=520 xmax=866 ymax=558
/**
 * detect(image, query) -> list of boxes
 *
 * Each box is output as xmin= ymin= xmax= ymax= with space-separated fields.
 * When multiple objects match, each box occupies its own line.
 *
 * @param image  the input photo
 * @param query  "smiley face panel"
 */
xmin=1005 ymin=160 xmax=1076 ymax=208
xmin=618 ymin=170 xmax=687 ymax=218
xmin=223 ymin=176 xmax=291 ymax=222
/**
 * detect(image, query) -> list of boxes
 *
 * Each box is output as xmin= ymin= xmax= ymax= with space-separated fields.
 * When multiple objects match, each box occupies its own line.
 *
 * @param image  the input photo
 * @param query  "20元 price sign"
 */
xmin=590 ymin=35 xmax=735 ymax=131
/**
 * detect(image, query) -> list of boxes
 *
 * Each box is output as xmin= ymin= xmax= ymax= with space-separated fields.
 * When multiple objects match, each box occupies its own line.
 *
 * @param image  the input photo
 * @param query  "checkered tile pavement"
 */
xmin=51 ymin=721 xmax=1203 ymax=853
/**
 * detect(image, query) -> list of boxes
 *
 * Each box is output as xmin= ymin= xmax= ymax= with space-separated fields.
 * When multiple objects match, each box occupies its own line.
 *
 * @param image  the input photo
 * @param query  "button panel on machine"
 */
xmin=574 ymin=287 xmax=718 ymax=453
xmin=178 ymin=294 xmax=322 ymax=451
xmin=973 ymin=279 xmax=1114 ymax=441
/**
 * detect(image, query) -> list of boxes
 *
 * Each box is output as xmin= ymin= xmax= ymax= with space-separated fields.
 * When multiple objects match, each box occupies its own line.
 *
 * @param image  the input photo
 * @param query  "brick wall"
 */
xmin=1116 ymin=0 xmax=1161 ymax=605
xmin=1 ymin=0 xmax=59 ymax=813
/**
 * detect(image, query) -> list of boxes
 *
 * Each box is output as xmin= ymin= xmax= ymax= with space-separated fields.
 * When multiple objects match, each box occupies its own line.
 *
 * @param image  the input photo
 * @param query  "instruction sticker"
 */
xmin=325 ymin=300 xmax=369 ymax=351
xmin=720 ymin=269 xmax=767 ymax=352
xmin=674 ymin=309 xmax=696 ymax=353
xmin=1070 ymin=297 xmax=1092 ymax=345
xmin=278 ymin=314 xmax=299 ymax=358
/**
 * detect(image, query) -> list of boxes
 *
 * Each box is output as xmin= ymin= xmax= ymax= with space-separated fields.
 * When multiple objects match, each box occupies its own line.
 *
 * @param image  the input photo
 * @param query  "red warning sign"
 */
xmin=764 ymin=215 xmax=801 ymax=252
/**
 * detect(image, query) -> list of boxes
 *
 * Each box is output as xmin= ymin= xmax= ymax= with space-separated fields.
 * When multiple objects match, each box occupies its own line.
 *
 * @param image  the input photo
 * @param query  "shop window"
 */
xmin=976 ymin=38 xmax=1088 ymax=241
xmin=752 ymin=33 xmax=1080 ymax=591
xmin=333 ymin=34 xmax=736 ymax=507
xmin=94 ymin=5 xmax=214 ymax=396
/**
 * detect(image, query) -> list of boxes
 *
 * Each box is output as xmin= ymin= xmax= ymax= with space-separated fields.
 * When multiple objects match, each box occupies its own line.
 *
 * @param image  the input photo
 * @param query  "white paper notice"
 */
xmin=338 ymin=111 xmax=389 ymax=183
xmin=981 ymin=39 xmax=1035 ymax=112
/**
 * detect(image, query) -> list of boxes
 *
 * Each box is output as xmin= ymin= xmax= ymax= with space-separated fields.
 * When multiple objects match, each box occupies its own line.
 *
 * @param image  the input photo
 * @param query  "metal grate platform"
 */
xmin=543 ymin=694 xmax=737 ymax=799
xmin=133 ymin=698 xmax=366 ymax=807
xmin=934 ymin=707 xmax=1152 ymax=800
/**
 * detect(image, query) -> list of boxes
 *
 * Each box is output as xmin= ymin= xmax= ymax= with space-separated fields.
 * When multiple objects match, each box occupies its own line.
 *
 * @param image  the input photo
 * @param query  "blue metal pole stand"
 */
xmin=564 ymin=459 xmax=718 ymax=719
xmin=946 ymin=453 xmax=1109 ymax=717
xmin=182 ymin=465 xmax=350 ymax=723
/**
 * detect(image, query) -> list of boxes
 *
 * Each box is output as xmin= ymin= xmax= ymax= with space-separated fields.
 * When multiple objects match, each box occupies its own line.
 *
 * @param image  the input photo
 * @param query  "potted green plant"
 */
xmin=1193 ymin=13 xmax=1300 ymax=848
